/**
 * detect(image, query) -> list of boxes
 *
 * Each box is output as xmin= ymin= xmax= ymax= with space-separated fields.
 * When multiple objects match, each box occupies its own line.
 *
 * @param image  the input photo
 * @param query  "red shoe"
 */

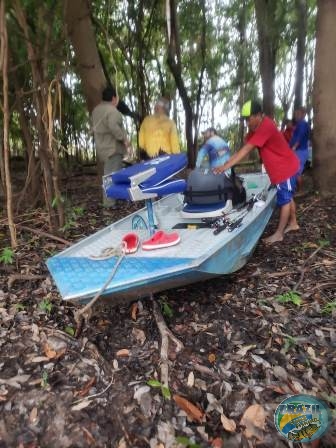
xmin=122 ymin=232 xmax=139 ymax=254
xmin=142 ymin=230 xmax=180 ymax=250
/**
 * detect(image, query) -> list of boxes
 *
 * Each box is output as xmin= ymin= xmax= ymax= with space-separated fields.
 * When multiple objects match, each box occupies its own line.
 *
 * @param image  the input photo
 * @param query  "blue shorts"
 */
xmin=296 ymin=149 xmax=309 ymax=175
xmin=276 ymin=175 xmax=297 ymax=206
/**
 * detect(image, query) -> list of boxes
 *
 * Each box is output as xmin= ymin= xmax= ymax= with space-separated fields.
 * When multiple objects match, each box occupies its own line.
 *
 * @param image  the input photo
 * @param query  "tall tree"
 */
xmin=0 ymin=0 xmax=17 ymax=247
xmin=313 ymin=0 xmax=336 ymax=195
xmin=254 ymin=0 xmax=278 ymax=116
xmin=64 ymin=0 xmax=136 ymax=118
xmin=293 ymin=0 xmax=308 ymax=109
xmin=64 ymin=0 xmax=106 ymax=114
xmin=167 ymin=0 xmax=206 ymax=167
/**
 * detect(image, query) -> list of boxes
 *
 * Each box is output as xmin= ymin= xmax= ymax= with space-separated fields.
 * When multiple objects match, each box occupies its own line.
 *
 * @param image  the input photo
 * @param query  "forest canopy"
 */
xmin=1 ymin=0 xmax=336 ymax=242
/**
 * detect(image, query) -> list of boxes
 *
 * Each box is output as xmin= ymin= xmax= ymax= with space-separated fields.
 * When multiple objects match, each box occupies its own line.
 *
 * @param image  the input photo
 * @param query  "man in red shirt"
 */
xmin=213 ymin=100 xmax=300 ymax=244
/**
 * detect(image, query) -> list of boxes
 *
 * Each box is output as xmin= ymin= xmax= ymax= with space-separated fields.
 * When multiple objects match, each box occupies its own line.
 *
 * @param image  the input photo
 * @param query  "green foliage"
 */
xmin=275 ymin=291 xmax=302 ymax=306
xmin=52 ymin=196 xmax=65 ymax=209
xmin=175 ymin=436 xmax=201 ymax=448
xmin=41 ymin=370 xmax=49 ymax=388
xmin=283 ymin=335 xmax=297 ymax=353
xmin=60 ymin=205 xmax=86 ymax=232
xmin=322 ymin=301 xmax=336 ymax=315
xmin=39 ymin=298 xmax=53 ymax=314
xmin=15 ymin=303 xmax=26 ymax=311
xmin=64 ymin=326 xmax=75 ymax=336
xmin=159 ymin=298 xmax=174 ymax=319
xmin=0 ymin=247 xmax=14 ymax=265
xmin=147 ymin=379 xmax=171 ymax=400
xmin=318 ymin=239 xmax=330 ymax=248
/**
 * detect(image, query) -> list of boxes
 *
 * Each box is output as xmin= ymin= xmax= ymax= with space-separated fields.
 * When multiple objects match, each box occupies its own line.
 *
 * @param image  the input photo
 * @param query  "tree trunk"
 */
xmin=254 ymin=0 xmax=277 ymax=117
xmin=13 ymin=0 xmax=63 ymax=230
xmin=0 ymin=0 xmax=17 ymax=248
xmin=293 ymin=0 xmax=307 ymax=110
xmin=237 ymin=0 xmax=247 ymax=148
xmin=64 ymin=0 xmax=106 ymax=113
xmin=13 ymin=73 xmax=41 ymax=210
xmin=65 ymin=0 xmax=135 ymax=119
xmin=312 ymin=0 xmax=336 ymax=195
xmin=166 ymin=0 xmax=206 ymax=168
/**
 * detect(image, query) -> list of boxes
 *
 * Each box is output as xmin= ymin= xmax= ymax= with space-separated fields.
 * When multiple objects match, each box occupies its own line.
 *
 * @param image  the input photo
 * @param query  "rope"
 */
xmin=88 ymin=245 xmax=124 ymax=260
xmin=75 ymin=243 xmax=126 ymax=328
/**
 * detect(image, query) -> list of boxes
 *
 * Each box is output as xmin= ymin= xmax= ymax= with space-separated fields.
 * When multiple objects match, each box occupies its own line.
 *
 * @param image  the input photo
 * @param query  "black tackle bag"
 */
xmin=184 ymin=168 xmax=246 ymax=206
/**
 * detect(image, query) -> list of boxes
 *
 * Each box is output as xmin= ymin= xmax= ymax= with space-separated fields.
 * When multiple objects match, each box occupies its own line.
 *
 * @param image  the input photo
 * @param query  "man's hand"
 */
xmin=213 ymin=165 xmax=227 ymax=175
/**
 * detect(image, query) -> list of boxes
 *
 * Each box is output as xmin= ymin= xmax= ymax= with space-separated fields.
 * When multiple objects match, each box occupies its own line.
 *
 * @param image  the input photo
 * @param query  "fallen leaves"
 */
xmin=187 ymin=371 xmax=194 ymax=387
xmin=43 ymin=342 xmax=66 ymax=360
xmin=130 ymin=302 xmax=138 ymax=321
xmin=240 ymin=404 xmax=266 ymax=440
xmin=220 ymin=413 xmax=237 ymax=433
xmin=71 ymin=399 xmax=92 ymax=411
xmin=173 ymin=394 xmax=204 ymax=423
xmin=0 ymin=374 xmax=31 ymax=389
xmin=116 ymin=349 xmax=130 ymax=357
xmin=74 ymin=377 xmax=96 ymax=398
xmin=208 ymin=353 xmax=216 ymax=363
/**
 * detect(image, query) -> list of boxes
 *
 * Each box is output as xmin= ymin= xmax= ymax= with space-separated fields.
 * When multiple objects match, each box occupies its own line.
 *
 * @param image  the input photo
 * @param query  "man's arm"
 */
xmin=290 ymin=122 xmax=304 ymax=150
xmin=213 ymin=143 xmax=255 ymax=174
xmin=106 ymin=108 xmax=127 ymax=143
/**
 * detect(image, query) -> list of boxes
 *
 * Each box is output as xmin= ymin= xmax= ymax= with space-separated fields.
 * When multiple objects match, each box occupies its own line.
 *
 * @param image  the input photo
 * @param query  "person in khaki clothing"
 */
xmin=92 ymin=86 xmax=131 ymax=209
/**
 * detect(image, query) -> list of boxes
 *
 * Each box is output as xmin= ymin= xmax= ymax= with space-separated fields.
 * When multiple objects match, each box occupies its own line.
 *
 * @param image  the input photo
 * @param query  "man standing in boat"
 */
xmin=213 ymin=100 xmax=300 ymax=244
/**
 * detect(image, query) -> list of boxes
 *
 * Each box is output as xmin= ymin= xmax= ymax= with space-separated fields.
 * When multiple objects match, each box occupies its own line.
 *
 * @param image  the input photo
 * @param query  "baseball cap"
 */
xmin=241 ymin=100 xmax=263 ymax=118
xmin=201 ymin=127 xmax=217 ymax=135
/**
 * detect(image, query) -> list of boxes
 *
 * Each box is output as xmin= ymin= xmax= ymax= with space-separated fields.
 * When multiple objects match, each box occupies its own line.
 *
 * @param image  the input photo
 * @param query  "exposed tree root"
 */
xmin=152 ymin=297 xmax=184 ymax=387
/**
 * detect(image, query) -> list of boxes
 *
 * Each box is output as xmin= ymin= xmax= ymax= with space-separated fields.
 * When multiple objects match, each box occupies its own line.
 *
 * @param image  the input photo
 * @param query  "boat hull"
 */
xmin=46 ymin=173 xmax=276 ymax=304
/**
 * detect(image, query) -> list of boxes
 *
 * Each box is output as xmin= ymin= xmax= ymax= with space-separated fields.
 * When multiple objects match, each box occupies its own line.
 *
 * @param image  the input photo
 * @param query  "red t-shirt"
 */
xmin=246 ymin=116 xmax=299 ymax=184
xmin=282 ymin=127 xmax=294 ymax=143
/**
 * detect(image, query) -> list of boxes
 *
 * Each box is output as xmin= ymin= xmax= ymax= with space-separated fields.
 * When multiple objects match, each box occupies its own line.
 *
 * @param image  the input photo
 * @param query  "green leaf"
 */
xmin=275 ymin=291 xmax=302 ymax=306
xmin=41 ymin=370 xmax=49 ymax=388
xmin=175 ymin=436 xmax=191 ymax=446
xmin=161 ymin=385 xmax=171 ymax=400
xmin=65 ymin=326 xmax=75 ymax=336
xmin=283 ymin=336 xmax=297 ymax=352
xmin=0 ymin=247 xmax=14 ymax=265
xmin=147 ymin=379 xmax=162 ymax=388
xmin=15 ymin=303 xmax=25 ymax=311
xmin=322 ymin=301 xmax=336 ymax=315
xmin=318 ymin=239 xmax=330 ymax=248
xmin=159 ymin=299 xmax=173 ymax=318
xmin=39 ymin=298 xmax=52 ymax=314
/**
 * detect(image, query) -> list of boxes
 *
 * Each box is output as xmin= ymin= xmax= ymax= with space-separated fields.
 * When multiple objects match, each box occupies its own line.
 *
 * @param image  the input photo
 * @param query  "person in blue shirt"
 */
xmin=196 ymin=127 xmax=231 ymax=172
xmin=290 ymin=106 xmax=310 ymax=192
xmin=195 ymin=127 xmax=233 ymax=211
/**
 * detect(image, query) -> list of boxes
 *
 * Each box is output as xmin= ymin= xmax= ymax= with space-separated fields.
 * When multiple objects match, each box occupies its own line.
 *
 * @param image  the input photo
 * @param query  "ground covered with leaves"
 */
xmin=0 ymin=172 xmax=335 ymax=448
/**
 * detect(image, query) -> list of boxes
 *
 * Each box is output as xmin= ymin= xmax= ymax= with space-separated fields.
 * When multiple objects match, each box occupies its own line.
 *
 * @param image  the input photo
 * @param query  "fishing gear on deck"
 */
xmin=213 ymin=217 xmax=231 ymax=235
xmin=210 ymin=196 xmax=258 ymax=235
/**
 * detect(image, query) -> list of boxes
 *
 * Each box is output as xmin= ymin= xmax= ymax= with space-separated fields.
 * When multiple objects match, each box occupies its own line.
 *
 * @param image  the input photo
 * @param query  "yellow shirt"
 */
xmin=139 ymin=113 xmax=180 ymax=158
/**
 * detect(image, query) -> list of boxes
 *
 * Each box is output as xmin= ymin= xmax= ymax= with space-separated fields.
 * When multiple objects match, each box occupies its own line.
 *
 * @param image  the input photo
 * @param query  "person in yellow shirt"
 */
xmin=138 ymin=97 xmax=180 ymax=159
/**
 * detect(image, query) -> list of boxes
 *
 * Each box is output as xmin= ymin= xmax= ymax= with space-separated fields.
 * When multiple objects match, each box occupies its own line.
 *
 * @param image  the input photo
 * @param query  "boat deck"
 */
xmin=46 ymin=173 xmax=276 ymax=303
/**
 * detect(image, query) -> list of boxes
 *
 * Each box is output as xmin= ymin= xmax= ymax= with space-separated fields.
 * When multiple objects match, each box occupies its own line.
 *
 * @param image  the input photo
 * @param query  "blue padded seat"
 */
xmin=111 ymin=154 xmax=187 ymax=187
xmin=106 ymin=178 xmax=187 ymax=200
xmin=104 ymin=154 xmax=187 ymax=201
xmin=182 ymin=202 xmax=226 ymax=213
